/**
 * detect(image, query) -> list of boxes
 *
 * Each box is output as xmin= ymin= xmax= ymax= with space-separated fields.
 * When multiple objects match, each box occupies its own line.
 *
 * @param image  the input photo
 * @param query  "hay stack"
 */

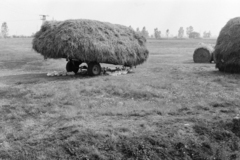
xmin=193 ymin=45 xmax=214 ymax=63
xmin=32 ymin=19 xmax=149 ymax=67
xmin=214 ymin=17 xmax=240 ymax=73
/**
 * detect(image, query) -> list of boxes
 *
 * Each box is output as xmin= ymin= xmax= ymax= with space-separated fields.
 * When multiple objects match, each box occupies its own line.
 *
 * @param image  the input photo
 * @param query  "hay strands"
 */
xmin=47 ymin=71 xmax=74 ymax=76
xmin=102 ymin=66 xmax=134 ymax=76
xmin=32 ymin=19 xmax=149 ymax=67
xmin=46 ymin=66 xmax=133 ymax=77
xmin=214 ymin=17 xmax=240 ymax=73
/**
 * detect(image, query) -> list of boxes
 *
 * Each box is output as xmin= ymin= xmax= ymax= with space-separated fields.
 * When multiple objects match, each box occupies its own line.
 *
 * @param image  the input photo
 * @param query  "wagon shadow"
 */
xmin=0 ymin=72 xmax=95 ymax=85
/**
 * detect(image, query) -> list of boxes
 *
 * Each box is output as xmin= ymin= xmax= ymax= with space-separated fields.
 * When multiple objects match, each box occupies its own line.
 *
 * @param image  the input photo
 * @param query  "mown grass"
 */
xmin=0 ymin=38 xmax=240 ymax=159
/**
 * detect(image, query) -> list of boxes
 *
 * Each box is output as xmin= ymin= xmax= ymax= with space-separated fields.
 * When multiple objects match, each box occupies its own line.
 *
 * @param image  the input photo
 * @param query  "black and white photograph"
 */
xmin=0 ymin=0 xmax=240 ymax=159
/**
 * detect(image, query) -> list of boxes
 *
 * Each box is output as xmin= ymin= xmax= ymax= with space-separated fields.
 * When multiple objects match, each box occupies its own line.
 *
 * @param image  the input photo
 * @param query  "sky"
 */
xmin=0 ymin=0 xmax=239 ymax=37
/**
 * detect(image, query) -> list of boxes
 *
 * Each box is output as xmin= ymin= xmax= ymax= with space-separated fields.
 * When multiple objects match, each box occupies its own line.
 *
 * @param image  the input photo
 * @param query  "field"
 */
xmin=1 ymin=38 xmax=240 ymax=160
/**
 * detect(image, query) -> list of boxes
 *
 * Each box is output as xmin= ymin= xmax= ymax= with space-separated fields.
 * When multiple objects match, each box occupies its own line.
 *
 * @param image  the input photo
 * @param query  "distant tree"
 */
xmin=136 ymin=27 xmax=140 ymax=33
xmin=203 ymin=31 xmax=206 ymax=38
xmin=154 ymin=28 xmax=161 ymax=39
xmin=166 ymin=29 xmax=169 ymax=38
xmin=189 ymin=31 xmax=200 ymax=39
xmin=178 ymin=27 xmax=184 ymax=38
xmin=208 ymin=31 xmax=211 ymax=38
xmin=203 ymin=31 xmax=207 ymax=38
xmin=1 ymin=22 xmax=8 ymax=38
xmin=186 ymin=26 xmax=193 ymax=37
xmin=203 ymin=31 xmax=211 ymax=38
xmin=141 ymin=27 xmax=149 ymax=38
xmin=31 ymin=32 xmax=35 ymax=37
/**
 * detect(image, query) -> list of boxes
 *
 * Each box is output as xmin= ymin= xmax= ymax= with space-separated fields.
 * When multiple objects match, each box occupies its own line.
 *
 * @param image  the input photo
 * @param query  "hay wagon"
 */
xmin=65 ymin=58 xmax=101 ymax=76
xmin=32 ymin=19 xmax=149 ymax=76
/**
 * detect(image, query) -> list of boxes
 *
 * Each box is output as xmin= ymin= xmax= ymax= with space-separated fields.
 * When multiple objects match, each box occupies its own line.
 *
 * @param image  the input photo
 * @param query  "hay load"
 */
xmin=32 ymin=19 xmax=149 ymax=68
xmin=214 ymin=17 xmax=240 ymax=73
xmin=193 ymin=44 xmax=214 ymax=63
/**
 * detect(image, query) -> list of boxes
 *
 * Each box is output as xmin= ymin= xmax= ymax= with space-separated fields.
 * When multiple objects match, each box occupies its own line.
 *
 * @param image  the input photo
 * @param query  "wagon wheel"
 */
xmin=87 ymin=62 xmax=101 ymax=76
xmin=66 ymin=61 xmax=81 ymax=74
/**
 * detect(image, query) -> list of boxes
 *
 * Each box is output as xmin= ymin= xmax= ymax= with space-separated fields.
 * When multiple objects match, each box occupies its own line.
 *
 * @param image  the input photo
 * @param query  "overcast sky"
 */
xmin=0 ymin=0 xmax=239 ymax=37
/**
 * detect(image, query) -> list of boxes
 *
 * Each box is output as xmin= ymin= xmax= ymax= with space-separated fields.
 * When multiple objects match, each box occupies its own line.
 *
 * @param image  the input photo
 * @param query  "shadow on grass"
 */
xmin=182 ymin=60 xmax=196 ymax=64
xmin=195 ymin=69 xmax=240 ymax=77
xmin=0 ymin=72 xmax=96 ymax=85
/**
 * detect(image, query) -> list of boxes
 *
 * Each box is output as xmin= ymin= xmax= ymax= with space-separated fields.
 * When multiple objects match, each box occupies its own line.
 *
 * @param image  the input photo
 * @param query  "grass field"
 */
xmin=1 ymin=38 xmax=240 ymax=160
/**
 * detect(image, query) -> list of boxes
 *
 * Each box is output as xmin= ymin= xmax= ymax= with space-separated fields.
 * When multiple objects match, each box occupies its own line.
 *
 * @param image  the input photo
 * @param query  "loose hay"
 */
xmin=214 ymin=17 xmax=240 ymax=73
xmin=46 ymin=66 xmax=132 ymax=77
xmin=32 ymin=19 xmax=149 ymax=67
xmin=47 ymin=71 xmax=72 ymax=76
xmin=193 ymin=45 xmax=214 ymax=63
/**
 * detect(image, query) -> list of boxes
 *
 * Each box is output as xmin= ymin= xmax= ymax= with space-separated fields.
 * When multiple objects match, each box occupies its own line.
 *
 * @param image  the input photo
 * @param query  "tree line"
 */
xmin=0 ymin=21 xmax=211 ymax=39
xmin=134 ymin=26 xmax=211 ymax=39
